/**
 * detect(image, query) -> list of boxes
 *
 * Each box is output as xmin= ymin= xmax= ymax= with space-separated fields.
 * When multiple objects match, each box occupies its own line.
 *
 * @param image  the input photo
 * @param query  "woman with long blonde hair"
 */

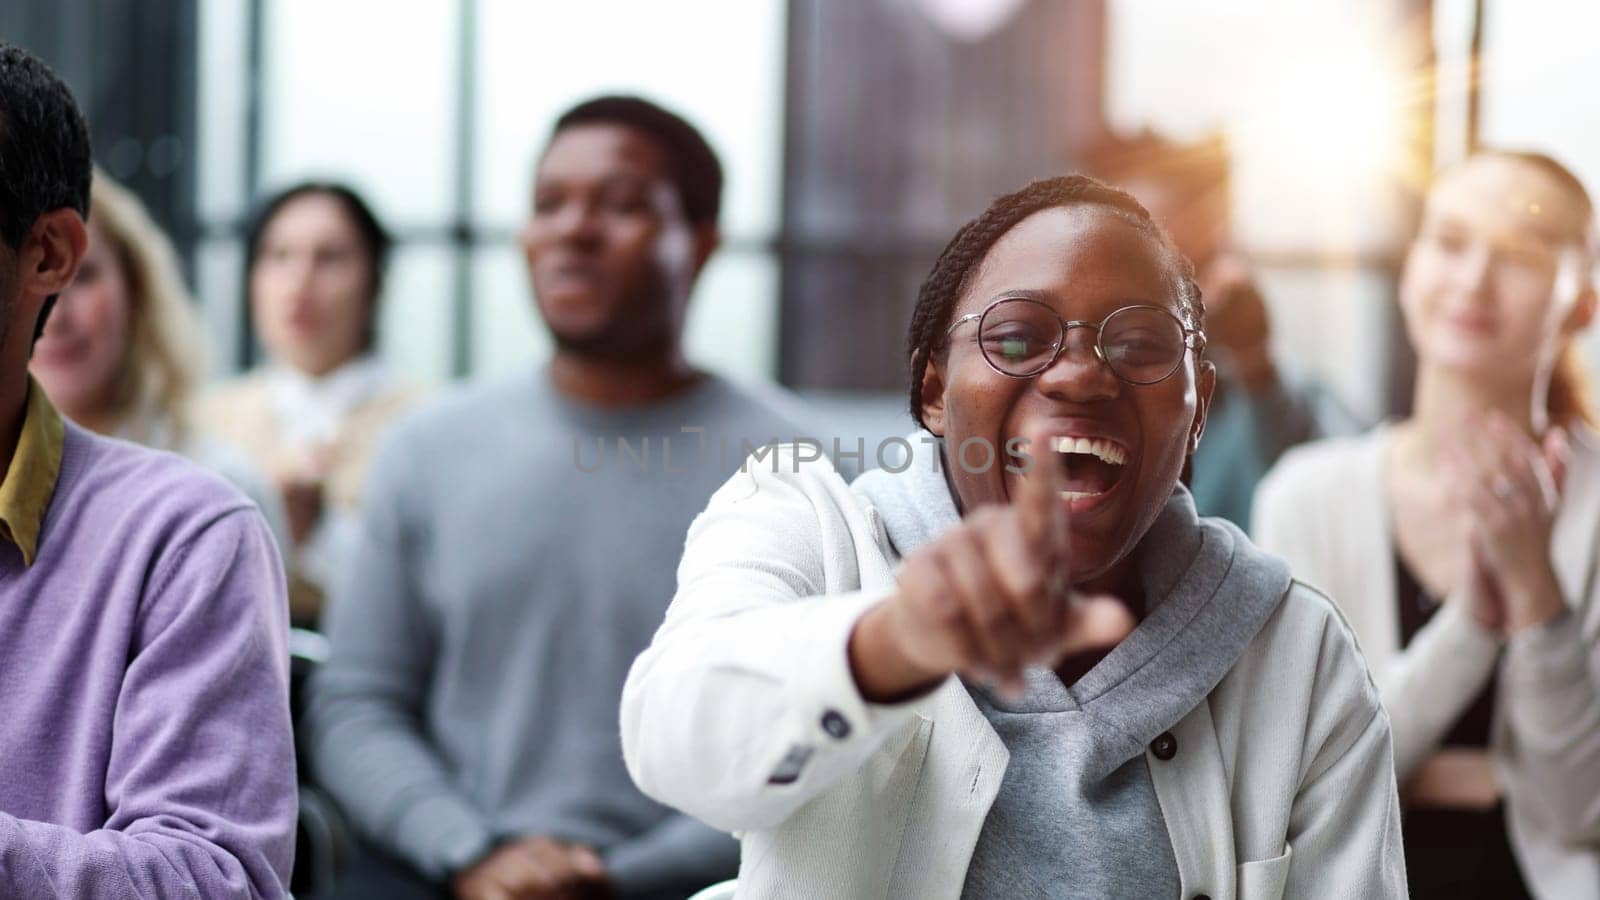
xmin=31 ymin=169 xmax=288 ymax=549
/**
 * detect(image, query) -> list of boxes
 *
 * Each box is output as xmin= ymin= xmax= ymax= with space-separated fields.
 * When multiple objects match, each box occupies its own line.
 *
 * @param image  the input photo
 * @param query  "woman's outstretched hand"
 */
xmin=849 ymin=425 xmax=1135 ymax=703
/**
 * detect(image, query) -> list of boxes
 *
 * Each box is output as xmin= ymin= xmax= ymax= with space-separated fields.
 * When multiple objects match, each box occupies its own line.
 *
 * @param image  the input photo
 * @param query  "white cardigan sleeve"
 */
xmin=1374 ymin=605 xmax=1501 ymax=782
xmin=620 ymin=453 xmax=924 ymax=834
xmin=1498 ymin=608 xmax=1600 ymax=843
xmin=1252 ymin=449 xmax=1501 ymax=783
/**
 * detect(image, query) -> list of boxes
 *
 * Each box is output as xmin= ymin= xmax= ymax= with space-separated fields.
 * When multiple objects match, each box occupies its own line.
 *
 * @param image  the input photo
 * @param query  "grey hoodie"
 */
xmin=850 ymin=433 xmax=1292 ymax=898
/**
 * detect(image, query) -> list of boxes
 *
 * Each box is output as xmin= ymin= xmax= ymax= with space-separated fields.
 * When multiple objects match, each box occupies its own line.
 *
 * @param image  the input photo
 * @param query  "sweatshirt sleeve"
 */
xmin=0 ymin=507 xmax=297 ymax=899
xmin=621 ymin=451 xmax=926 ymax=835
xmin=306 ymin=430 xmax=495 ymax=880
xmin=1252 ymin=453 xmax=1501 ymax=782
xmin=1372 ymin=603 xmax=1501 ymax=780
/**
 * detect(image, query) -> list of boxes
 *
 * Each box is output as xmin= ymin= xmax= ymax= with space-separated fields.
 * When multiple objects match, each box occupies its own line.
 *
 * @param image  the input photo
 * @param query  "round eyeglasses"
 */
xmin=946 ymin=297 xmax=1205 ymax=385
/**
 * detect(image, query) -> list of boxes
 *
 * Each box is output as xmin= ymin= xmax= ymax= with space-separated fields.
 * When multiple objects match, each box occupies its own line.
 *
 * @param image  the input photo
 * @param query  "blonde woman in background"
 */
xmin=199 ymin=182 xmax=420 ymax=627
xmin=1254 ymin=150 xmax=1600 ymax=899
xmin=31 ymin=169 xmax=289 ymax=553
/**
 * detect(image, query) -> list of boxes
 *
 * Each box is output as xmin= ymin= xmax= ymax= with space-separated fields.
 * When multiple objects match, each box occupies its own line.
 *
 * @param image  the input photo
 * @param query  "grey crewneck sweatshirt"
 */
xmin=851 ymin=432 xmax=1292 ymax=898
xmin=308 ymin=368 xmax=805 ymax=896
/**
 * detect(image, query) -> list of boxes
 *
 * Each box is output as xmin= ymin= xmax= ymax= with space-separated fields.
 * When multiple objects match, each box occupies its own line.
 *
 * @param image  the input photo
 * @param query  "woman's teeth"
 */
xmin=1049 ymin=435 xmax=1127 ymax=466
xmin=1045 ymin=434 xmax=1127 ymax=501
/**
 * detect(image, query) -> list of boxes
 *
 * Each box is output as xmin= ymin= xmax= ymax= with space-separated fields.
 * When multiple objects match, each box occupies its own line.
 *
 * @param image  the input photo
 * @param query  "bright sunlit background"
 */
xmin=1108 ymin=0 xmax=1600 ymax=420
xmin=11 ymin=0 xmax=1600 ymax=424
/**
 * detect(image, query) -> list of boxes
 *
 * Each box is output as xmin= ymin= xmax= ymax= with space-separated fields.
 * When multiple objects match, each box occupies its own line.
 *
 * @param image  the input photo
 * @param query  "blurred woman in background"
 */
xmin=1255 ymin=150 xmax=1600 ymax=899
xmin=31 ymin=169 xmax=288 ymax=552
xmin=200 ymin=182 xmax=419 ymax=626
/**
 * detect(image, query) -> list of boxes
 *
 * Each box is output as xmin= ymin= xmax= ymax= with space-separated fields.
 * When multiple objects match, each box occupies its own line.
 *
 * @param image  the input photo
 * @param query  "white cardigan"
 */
xmin=621 ymin=446 xmax=1406 ymax=899
xmin=1253 ymin=426 xmax=1600 ymax=900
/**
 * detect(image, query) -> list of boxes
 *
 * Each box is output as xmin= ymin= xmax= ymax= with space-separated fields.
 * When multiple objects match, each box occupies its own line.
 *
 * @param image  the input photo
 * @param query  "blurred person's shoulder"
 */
xmin=686 ymin=374 xmax=809 ymax=435
xmin=347 ymin=373 xmax=429 ymax=431
xmin=377 ymin=370 xmax=545 ymax=450
xmin=1257 ymin=426 xmax=1390 ymax=508
xmin=1276 ymin=363 xmax=1368 ymax=439
xmin=376 ymin=370 xmax=818 ymax=469
xmin=194 ymin=369 xmax=273 ymax=433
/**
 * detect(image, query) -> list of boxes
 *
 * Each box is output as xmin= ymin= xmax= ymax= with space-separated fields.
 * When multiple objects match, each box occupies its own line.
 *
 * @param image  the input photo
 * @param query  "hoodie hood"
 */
xmin=851 ymin=430 xmax=1292 ymax=778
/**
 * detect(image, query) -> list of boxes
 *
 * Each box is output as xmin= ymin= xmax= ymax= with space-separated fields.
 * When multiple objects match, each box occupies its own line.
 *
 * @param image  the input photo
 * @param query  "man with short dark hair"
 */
xmin=309 ymin=96 xmax=801 ymax=900
xmin=0 ymin=43 xmax=296 ymax=898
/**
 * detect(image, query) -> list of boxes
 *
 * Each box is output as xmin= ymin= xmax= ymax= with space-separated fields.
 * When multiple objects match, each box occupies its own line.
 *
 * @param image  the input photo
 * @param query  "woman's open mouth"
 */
xmin=1049 ymin=434 xmax=1128 ymax=515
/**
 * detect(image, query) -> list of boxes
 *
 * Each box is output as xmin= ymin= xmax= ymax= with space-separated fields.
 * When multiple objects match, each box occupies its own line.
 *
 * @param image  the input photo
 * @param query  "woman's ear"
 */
xmin=916 ymin=350 xmax=948 ymax=436
xmin=1189 ymin=359 xmax=1217 ymax=454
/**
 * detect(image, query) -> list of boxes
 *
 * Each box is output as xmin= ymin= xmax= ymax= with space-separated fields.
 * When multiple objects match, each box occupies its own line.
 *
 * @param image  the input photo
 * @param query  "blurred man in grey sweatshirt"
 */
xmin=309 ymin=96 xmax=803 ymax=900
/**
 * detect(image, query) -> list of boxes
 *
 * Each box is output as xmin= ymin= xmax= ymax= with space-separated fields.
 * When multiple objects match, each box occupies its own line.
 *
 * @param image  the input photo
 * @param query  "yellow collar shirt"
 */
xmin=0 ymin=378 xmax=66 ymax=566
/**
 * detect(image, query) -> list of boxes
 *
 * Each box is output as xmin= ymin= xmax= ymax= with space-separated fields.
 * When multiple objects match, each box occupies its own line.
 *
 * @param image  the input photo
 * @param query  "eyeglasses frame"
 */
xmin=944 ymin=296 xmax=1207 ymax=385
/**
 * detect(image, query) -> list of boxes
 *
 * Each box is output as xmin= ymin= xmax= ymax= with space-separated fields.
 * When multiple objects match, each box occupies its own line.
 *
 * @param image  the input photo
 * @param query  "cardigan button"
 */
xmin=1150 ymin=731 xmax=1178 ymax=761
xmin=821 ymin=709 xmax=851 ymax=740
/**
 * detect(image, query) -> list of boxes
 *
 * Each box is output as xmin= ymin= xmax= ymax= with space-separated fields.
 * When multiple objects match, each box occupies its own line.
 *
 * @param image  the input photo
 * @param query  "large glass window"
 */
xmin=195 ymin=0 xmax=786 ymax=386
xmin=1480 ymin=0 xmax=1600 ymax=370
xmin=1106 ymin=0 xmax=1416 ymax=422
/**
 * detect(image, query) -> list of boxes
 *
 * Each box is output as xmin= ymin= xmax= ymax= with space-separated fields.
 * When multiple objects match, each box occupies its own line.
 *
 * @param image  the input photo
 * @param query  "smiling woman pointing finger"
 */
xmin=622 ymin=175 xmax=1406 ymax=900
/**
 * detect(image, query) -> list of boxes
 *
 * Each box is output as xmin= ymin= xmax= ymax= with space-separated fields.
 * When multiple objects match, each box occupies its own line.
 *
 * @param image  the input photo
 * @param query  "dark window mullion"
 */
xmin=449 ymin=0 xmax=478 ymax=378
xmin=237 ymin=0 xmax=268 ymax=370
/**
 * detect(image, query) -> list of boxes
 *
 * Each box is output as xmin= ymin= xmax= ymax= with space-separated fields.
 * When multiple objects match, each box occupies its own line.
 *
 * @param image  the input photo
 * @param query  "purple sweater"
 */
xmin=0 ymin=424 xmax=296 ymax=898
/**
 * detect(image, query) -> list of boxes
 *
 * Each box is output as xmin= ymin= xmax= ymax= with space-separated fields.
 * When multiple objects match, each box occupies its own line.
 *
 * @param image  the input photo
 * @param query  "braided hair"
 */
xmin=906 ymin=174 xmax=1207 ymax=428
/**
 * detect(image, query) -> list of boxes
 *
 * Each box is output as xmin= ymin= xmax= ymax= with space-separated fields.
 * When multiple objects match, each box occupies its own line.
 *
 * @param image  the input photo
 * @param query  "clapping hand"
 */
xmin=1442 ymin=412 xmax=1569 ymax=634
